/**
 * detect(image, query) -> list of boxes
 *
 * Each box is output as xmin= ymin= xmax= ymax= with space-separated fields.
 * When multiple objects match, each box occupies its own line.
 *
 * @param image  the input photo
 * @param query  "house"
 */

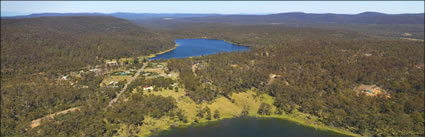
xmin=365 ymin=90 xmax=374 ymax=94
xmin=107 ymin=81 xmax=119 ymax=88
xmin=143 ymin=86 xmax=153 ymax=90
xmin=143 ymin=72 xmax=151 ymax=76
xmin=106 ymin=61 xmax=119 ymax=67
xmin=89 ymin=68 xmax=100 ymax=72
xmin=364 ymin=53 xmax=372 ymax=56
xmin=171 ymin=83 xmax=178 ymax=87
xmin=89 ymin=68 xmax=102 ymax=75
xmin=109 ymin=81 xmax=118 ymax=85
xmin=119 ymin=71 xmax=130 ymax=76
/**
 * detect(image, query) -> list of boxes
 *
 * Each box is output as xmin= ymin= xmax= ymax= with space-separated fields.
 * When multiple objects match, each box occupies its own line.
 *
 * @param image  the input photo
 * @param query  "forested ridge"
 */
xmin=1 ymin=16 xmax=424 ymax=137
xmin=1 ymin=16 xmax=174 ymax=75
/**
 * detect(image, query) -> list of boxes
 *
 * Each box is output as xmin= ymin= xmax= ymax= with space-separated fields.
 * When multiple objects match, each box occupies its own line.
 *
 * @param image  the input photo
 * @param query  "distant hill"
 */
xmin=5 ymin=12 xmax=423 ymax=25
xmin=180 ymin=12 xmax=424 ymax=24
xmin=1 ymin=16 xmax=174 ymax=74
xmin=2 ymin=12 xmax=423 ymax=41
xmin=3 ymin=12 xmax=220 ymax=20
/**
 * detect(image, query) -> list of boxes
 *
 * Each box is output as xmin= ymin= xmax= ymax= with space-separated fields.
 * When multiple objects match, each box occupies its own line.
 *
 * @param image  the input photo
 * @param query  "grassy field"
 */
xmin=100 ymin=75 xmax=132 ymax=87
xmin=113 ymin=88 xmax=359 ymax=137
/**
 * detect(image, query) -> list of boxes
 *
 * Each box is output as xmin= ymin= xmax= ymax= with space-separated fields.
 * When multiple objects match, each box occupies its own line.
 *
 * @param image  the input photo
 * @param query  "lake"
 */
xmin=153 ymin=117 xmax=351 ymax=137
xmin=149 ymin=39 xmax=249 ymax=60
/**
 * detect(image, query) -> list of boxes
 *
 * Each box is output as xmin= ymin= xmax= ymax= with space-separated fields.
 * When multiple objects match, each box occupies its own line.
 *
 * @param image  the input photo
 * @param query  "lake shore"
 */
xmin=255 ymin=114 xmax=360 ymax=137
xmin=138 ymin=90 xmax=360 ymax=137
xmin=102 ymin=43 xmax=178 ymax=64
xmin=143 ymin=43 xmax=179 ymax=59
xmin=146 ymin=113 xmax=360 ymax=137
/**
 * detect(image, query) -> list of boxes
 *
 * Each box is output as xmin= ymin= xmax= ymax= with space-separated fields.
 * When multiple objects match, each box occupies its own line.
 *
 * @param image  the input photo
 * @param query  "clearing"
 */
xmin=354 ymin=84 xmax=390 ymax=98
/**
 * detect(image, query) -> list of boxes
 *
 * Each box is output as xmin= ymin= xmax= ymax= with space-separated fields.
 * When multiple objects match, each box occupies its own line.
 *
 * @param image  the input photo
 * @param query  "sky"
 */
xmin=1 ymin=1 xmax=424 ymax=17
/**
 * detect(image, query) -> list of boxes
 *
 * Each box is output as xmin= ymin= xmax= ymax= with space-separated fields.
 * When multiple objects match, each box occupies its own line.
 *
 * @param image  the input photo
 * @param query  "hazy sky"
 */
xmin=1 ymin=1 xmax=424 ymax=16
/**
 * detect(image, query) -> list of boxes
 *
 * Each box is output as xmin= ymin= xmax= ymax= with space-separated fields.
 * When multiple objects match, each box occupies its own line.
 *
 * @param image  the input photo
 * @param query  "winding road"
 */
xmin=107 ymin=62 xmax=148 ymax=108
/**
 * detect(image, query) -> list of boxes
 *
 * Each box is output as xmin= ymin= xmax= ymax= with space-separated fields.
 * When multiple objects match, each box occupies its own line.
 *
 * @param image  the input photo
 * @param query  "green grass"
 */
xmin=121 ymin=89 xmax=360 ymax=137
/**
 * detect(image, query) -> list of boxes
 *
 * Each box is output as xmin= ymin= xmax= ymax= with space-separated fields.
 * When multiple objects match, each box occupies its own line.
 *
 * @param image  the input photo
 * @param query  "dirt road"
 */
xmin=106 ymin=62 xmax=148 ymax=108
xmin=30 ymin=107 xmax=80 ymax=128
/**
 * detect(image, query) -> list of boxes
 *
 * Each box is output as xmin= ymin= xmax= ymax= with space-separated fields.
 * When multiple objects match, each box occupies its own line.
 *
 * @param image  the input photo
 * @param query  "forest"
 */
xmin=1 ymin=16 xmax=174 ymax=75
xmin=1 ymin=16 xmax=174 ymax=136
xmin=1 ymin=16 xmax=424 ymax=137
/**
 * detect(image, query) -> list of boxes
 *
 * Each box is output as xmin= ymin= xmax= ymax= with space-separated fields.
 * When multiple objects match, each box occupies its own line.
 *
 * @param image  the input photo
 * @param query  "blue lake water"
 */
xmin=153 ymin=117 xmax=351 ymax=137
xmin=149 ymin=39 xmax=249 ymax=60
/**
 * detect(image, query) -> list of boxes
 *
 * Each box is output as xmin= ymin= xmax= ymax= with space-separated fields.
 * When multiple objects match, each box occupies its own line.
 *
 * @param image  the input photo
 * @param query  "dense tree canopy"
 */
xmin=1 ymin=17 xmax=423 ymax=137
xmin=1 ymin=16 xmax=174 ymax=75
xmin=1 ymin=16 xmax=175 ymax=136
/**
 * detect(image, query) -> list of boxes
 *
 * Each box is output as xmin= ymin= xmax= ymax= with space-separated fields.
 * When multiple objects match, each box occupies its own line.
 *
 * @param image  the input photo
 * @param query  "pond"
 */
xmin=153 ymin=117 xmax=351 ymax=137
xmin=149 ymin=38 xmax=249 ymax=60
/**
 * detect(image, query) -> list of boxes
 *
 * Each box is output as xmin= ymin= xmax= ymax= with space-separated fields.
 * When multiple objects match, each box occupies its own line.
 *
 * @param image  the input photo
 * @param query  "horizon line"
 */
xmin=2 ymin=11 xmax=425 ymax=17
